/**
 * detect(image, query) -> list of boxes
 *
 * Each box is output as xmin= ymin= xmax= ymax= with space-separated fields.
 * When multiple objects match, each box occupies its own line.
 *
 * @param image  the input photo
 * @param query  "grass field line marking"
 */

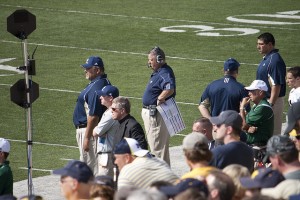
xmin=0 ymin=40 xmax=258 ymax=66
xmin=19 ymin=167 xmax=52 ymax=172
xmin=8 ymin=139 xmax=78 ymax=149
xmin=0 ymin=4 xmax=298 ymax=31
xmin=0 ymin=83 xmax=199 ymax=106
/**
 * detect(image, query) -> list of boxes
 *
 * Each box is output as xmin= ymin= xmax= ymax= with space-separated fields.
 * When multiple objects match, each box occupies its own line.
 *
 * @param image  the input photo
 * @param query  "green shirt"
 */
xmin=246 ymin=99 xmax=274 ymax=145
xmin=0 ymin=160 xmax=13 ymax=195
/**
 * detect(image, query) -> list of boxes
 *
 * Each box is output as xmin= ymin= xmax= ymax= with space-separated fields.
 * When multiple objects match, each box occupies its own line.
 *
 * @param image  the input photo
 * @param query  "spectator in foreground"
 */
xmin=209 ymin=110 xmax=254 ymax=172
xmin=114 ymin=138 xmax=178 ymax=189
xmin=0 ymin=138 xmax=13 ymax=196
xmin=52 ymin=160 xmax=94 ymax=200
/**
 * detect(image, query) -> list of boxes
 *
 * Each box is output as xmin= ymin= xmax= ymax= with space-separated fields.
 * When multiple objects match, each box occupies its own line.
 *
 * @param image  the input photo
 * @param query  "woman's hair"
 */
xmin=184 ymin=141 xmax=212 ymax=163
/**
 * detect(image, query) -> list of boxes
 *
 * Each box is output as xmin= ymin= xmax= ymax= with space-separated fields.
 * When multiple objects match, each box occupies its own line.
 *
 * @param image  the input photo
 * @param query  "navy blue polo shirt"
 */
xmin=73 ymin=74 xmax=111 ymax=126
xmin=199 ymin=75 xmax=248 ymax=117
xmin=256 ymin=49 xmax=286 ymax=98
xmin=142 ymin=64 xmax=176 ymax=106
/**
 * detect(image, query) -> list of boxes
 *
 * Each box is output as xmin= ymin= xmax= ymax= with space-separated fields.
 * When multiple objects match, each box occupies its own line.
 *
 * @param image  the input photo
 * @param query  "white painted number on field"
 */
xmin=160 ymin=10 xmax=300 ymax=36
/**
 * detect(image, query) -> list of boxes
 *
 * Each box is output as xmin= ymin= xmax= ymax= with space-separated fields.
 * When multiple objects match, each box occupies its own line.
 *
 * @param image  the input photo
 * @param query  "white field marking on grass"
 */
xmin=19 ymin=167 xmax=52 ymax=172
xmin=0 ymin=83 xmax=199 ymax=106
xmin=0 ymin=40 xmax=258 ymax=66
xmin=60 ymin=158 xmax=75 ymax=161
xmin=0 ymin=4 xmax=298 ymax=31
xmin=7 ymin=139 xmax=78 ymax=148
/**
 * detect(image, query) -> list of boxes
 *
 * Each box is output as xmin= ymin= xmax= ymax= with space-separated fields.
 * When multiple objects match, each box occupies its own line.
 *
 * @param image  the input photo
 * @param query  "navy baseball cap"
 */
xmin=224 ymin=58 xmax=240 ymax=71
xmin=52 ymin=160 xmax=94 ymax=183
xmin=240 ymin=168 xmax=285 ymax=189
xmin=210 ymin=110 xmax=242 ymax=131
xmin=96 ymin=85 xmax=119 ymax=98
xmin=159 ymin=178 xmax=208 ymax=198
xmin=81 ymin=56 xmax=104 ymax=68
xmin=114 ymin=138 xmax=149 ymax=157
xmin=284 ymin=102 xmax=300 ymax=135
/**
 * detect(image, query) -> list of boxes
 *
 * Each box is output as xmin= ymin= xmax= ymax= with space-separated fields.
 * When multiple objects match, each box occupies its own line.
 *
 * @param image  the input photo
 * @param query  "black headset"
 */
xmin=152 ymin=46 xmax=164 ymax=63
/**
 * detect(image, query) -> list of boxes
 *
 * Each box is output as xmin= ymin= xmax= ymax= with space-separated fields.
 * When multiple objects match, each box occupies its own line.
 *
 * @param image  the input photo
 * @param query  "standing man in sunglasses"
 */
xmin=142 ymin=46 xmax=176 ymax=165
xmin=73 ymin=56 xmax=111 ymax=175
xmin=111 ymin=96 xmax=148 ymax=150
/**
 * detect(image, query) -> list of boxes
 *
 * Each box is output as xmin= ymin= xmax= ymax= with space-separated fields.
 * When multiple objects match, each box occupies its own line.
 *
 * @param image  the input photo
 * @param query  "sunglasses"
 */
xmin=111 ymin=107 xmax=122 ymax=112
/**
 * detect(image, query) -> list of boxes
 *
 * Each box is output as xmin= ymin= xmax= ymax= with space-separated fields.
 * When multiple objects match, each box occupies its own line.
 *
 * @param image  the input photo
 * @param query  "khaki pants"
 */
xmin=97 ymin=153 xmax=114 ymax=178
xmin=76 ymin=128 xmax=98 ymax=175
xmin=141 ymin=108 xmax=170 ymax=165
xmin=271 ymin=97 xmax=284 ymax=135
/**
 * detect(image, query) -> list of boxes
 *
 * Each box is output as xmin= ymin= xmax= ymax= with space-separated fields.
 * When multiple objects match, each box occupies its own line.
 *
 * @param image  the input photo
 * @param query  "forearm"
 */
xmin=198 ymin=104 xmax=211 ymax=118
xmin=157 ymin=89 xmax=174 ymax=105
xmin=269 ymin=85 xmax=281 ymax=105
xmin=86 ymin=115 xmax=99 ymax=139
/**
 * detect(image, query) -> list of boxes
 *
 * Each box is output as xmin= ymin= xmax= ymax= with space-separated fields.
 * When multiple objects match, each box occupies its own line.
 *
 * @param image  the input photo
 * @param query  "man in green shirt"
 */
xmin=0 ymin=138 xmax=13 ymax=195
xmin=240 ymin=80 xmax=274 ymax=146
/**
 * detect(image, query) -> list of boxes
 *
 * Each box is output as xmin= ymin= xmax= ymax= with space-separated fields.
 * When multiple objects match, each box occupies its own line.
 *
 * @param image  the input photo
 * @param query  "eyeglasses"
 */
xmin=112 ymin=107 xmax=122 ymax=112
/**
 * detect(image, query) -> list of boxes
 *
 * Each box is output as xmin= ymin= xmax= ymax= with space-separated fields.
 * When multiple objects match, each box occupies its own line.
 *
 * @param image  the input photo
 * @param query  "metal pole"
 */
xmin=23 ymin=38 xmax=33 ymax=196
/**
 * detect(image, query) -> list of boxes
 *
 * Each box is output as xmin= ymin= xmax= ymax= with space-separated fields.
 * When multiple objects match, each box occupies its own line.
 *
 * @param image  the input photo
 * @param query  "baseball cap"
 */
xmin=240 ymin=168 xmax=285 ymax=189
xmin=224 ymin=58 xmax=240 ymax=71
xmin=182 ymin=132 xmax=208 ymax=150
xmin=114 ymin=138 xmax=149 ymax=157
xmin=284 ymin=102 xmax=300 ymax=135
xmin=159 ymin=178 xmax=208 ymax=198
xmin=266 ymin=135 xmax=297 ymax=156
xmin=52 ymin=160 xmax=94 ymax=183
xmin=96 ymin=85 xmax=119 ymax=98
xmin=0 ymin=138 xmax=10 ymax=153
xmin=94 ymin=175 xmax=114 ymax=189
xmin=81 ymin=56 xmax=104 ymax=68
xmin=245 ymin=80 xmax=268 ymax=92
xmin=210 ymin=110 xmax=242 ymax=131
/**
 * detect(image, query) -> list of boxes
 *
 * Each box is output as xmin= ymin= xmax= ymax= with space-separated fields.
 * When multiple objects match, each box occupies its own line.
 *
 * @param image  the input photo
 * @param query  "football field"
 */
xmin=0 ymin=0 xmax=300 ymax=182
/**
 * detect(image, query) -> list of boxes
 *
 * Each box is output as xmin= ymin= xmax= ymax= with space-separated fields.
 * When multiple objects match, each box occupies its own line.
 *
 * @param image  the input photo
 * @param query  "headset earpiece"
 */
xmin=156 ymin=55 xmax=163 ymax=63
xmin=152 ymin=46 xmax=164 ymax=64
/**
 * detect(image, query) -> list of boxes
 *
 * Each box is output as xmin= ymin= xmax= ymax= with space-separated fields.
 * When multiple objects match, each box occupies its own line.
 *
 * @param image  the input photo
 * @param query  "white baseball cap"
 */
xmin=114 ymin=137 xmax=149 ymax=157
xmin=0 ymin=138 xmax=10 ymax=153
xmin=245 ymin=80 xmax=268 ymax=92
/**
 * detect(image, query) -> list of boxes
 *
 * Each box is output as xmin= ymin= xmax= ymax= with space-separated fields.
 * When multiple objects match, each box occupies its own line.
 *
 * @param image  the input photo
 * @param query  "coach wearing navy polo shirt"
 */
xmin=256 ymin=32 xmax=286 ymax=135
xmin=199 ymin=58 xmax=248 ymax=118
xmin=142 ymin=46 xmax=176 ymax=165
xmin=73 ymin=56 xmax=111 ymax=175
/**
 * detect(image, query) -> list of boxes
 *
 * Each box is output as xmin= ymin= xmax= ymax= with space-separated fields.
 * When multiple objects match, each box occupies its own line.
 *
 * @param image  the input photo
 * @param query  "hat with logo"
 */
xmin=240 ymin=168 xmax=285 ymax=189
xmin=81 ymin=56 xmax=104 ymax=68
xmin=114 ymin=138 xmax=149 ymax=157
xmin=0 ymin=138 xmax=10 ymax=153
xmin=182 ymin=132 xmax=209 ymax=150
xmin=245 ymin=80 xmax=268 ymax=92
xmin=96 ymin=85 xmax=119 ymax=98
xmin=224 ymin=58 xmax=240 ymax=71
xmin=159 ymin=178 xmax=208 ymax=198
xmin=210 ymin=110 xmax=243 ymax=131
xmin=52 ymin=160 xmax=94 ymax=183
xmin=284 ymin=102 xmax=300 ymax=135
xmin=266 ymin=135 xmax=297 ymax=156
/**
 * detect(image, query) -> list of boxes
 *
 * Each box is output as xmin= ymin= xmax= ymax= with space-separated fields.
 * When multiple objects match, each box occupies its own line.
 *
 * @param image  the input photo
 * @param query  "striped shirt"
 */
xmin=117 ymin=156 xmax=178 ymax=189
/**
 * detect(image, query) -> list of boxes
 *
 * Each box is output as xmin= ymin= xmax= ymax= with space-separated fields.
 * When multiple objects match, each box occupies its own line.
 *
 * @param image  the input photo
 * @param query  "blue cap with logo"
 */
xmin=81 ymin=56 xmax=104 ymax=68
xmin=224 ymin=58 xmax=240 ymax=71
xmin=96 ymin=85 xmax=119 ymax=98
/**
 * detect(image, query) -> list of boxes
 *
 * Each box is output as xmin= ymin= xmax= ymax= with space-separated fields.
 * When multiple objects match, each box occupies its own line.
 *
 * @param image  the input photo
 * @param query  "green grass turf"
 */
xmin=0 ymin=0 xmax=299 ymax=182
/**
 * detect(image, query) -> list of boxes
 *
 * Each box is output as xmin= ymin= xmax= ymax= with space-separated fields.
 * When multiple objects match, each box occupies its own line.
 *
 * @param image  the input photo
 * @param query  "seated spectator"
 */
xmin=205 ymin=170 xmax=235 ymax=200
xmin=181 ymin=132 xmax=218 ymax=179
xmin=114 ymin=138 xmax=178 ymax=189
xmin=127 ymin=189 xmax=167 ymax=200
xmin=239 ymin=168 xmax=285 ymax=198
xmin=266 ymin=135 xmax=300 ymax=179
xmin=209 ymin=110 xmax=254 ymax=172
xmin=286 ymin=66 xmax=300 ymax=106
xmin=159 ymin=178 xmax=208 ymax=199
xmin=52 ymin=160 xmax=94 ymax=200
xmin=192 ymin=117 xmax=223 ymax=149
xmin=0 ymin=138 xmax=13 ymax=196
xmin=240 ymin=80 xmax=274 ymax=146
xmin=223 ymin=164 xmax=251 ymax=200
xmin=285 ymin=102 xmax=300 ymax=160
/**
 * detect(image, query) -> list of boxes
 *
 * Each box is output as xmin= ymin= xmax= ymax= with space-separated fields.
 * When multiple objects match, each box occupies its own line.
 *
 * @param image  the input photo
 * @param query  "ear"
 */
xmin=210 ymin=188 xmax=219 ymax=199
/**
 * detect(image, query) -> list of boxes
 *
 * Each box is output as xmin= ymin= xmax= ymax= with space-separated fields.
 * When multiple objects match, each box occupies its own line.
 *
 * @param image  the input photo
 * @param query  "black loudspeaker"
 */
xmin=152 ymin=46 xmax=164 ymax=63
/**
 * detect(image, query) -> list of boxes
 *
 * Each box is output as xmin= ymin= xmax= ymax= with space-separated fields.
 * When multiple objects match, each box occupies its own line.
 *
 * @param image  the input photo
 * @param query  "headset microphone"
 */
xmin=147 ymin=63 xmax=151 ymax=68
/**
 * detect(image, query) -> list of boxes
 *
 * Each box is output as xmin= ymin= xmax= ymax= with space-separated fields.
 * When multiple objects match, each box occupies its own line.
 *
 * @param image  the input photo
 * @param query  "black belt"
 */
xmin=97 ymin=151 xmax=112 ymax=154
xmin=143 ymin=105 xmax=156 ymax=109
xmin=75 ymin=124 xmax=87 ymax=129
